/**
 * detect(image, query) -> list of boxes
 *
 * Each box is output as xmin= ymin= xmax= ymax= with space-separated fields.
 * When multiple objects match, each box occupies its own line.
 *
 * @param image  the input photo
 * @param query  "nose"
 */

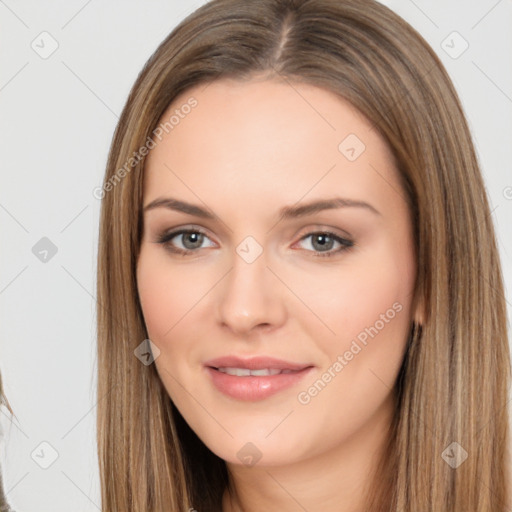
xmin=215 ymin=245 xmax=287 ymax=336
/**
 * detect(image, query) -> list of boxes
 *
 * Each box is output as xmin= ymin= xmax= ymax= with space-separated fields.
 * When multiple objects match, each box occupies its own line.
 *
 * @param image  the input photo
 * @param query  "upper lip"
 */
xmin=204 ymin=355 xmax=312 ymax=371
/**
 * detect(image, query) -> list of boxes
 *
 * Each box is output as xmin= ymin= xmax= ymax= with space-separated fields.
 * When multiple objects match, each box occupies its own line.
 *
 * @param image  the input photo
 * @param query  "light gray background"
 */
xmin=0 ymin=1 xmax=510 ymax=511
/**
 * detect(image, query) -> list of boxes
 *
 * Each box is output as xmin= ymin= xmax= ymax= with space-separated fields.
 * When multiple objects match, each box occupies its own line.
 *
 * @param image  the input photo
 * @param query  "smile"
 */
xmin=216 ymin=367 xmax=299 ymax=376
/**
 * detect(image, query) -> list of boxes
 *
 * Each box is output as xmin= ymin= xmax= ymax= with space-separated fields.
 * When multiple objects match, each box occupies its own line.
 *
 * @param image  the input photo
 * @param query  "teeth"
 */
xmin=217 ymin=367 xmax=284 ymax=376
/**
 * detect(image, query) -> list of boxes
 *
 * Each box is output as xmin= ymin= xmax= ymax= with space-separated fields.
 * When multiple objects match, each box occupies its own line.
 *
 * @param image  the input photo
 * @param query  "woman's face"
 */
xmin=137 ymin=77 xmax=419 ymax=466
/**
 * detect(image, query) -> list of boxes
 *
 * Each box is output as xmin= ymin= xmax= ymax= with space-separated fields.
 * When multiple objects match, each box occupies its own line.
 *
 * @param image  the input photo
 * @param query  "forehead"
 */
xmin=143 ymin=77 xmax=403 ymax=216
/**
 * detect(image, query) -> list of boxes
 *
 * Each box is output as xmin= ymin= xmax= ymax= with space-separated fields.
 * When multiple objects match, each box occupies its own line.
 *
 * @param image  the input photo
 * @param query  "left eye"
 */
xmin=295 ymin=232 xmax=354 ymax=257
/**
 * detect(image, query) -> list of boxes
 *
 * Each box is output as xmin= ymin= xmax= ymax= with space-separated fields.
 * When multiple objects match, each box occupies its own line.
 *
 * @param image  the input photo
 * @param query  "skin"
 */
xmin=136 ymin=76 xmax=421 ymax=512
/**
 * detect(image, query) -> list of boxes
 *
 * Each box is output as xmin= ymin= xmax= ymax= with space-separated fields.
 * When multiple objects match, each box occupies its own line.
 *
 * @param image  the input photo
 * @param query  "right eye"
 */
xmin=157 ymin=228 xmax=216 ymax=255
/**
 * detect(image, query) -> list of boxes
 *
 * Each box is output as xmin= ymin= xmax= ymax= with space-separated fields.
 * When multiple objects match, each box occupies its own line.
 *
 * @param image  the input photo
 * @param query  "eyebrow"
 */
xmin=143 ymin=196 xmax=380 ymax=219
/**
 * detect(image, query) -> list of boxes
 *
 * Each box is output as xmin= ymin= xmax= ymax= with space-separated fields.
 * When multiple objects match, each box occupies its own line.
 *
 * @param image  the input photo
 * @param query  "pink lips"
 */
xmin=204 ymin=355 xmax=314 ymax=401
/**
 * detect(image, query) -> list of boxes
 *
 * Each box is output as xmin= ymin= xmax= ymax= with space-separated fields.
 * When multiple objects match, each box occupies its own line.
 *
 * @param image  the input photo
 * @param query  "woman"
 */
xmin=96 ymin=0 xmax=511 ymax=510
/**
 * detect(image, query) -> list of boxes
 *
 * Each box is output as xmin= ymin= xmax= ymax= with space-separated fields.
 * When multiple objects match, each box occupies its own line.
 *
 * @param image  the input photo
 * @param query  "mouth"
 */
xmin=204 ymin=355 xmax=311 ymax=372
xmin=214 ymin=367 xmax=301 ymax=376
xmin=204 ymin=356 xmax=314 ymax=401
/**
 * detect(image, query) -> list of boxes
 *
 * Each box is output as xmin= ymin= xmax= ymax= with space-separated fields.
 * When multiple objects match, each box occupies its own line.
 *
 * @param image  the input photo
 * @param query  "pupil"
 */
xmin=313 ymin=234 xmax=333 ymax=251
xmin=184 ymin=233 xmax=202 ymax=249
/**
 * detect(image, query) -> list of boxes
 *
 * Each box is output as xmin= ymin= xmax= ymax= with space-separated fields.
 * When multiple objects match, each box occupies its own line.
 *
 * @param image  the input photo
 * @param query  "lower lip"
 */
xmin=205 ymin=366 xmax=313 ymax=401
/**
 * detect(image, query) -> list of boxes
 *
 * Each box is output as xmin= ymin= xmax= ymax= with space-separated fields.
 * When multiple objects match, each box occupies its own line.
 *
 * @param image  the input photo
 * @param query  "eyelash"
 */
xmin=156 ymin=228 xmax=354 ymax=258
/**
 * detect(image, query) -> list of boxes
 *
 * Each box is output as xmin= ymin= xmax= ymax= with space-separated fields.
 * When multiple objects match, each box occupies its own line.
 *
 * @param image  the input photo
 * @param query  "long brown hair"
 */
xmin=96 ymin=0 xmax=511 ymax=510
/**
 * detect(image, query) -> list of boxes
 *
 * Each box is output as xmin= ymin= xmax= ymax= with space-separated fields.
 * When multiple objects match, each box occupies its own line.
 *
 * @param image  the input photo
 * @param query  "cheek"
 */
xmin=136 ymin=249 xmax=202 ymax=397
xmin=288 ymin=244 xmax=414 ymax=448
xmin=136 ymin=246 xmax=212 ymax=341
xmin=136 ymin=255 xmax=175 ymax=341
xmin=291 ymin=235 xmax=416 ymax=380
xmin=342 ymin=258 xmax=411 ymax=337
